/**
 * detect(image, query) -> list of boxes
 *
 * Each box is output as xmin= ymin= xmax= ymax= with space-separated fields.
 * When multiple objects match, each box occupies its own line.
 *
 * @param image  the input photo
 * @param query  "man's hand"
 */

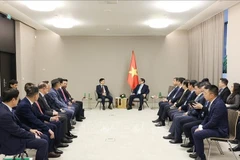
xmin=143 ymin=94 xmax=146 ymax=97
xmin=49 ymin=129 xmax=55 ymax=139
xmin=30 ymin=129 xmax=42 ymax=136
xmin=195 ymin=128 xmax=201 ymax=132
xmin=68 ymin=102 xmax=72 ymax=106
xmin=53 ymin=110 xmax=58 ymax=116
xmin=192 ymin=103 xmax=203 ymax=109
xmin=72 ymin=99 xmax=76 ymax=103
xmin=35 ymin=135 xmax=40 ymax=139
xmin=50 ymin=116 xmax=60 ymax=122
xmin=102 ymin=93 xmax=106 ymax=96
xmin=178 ymin=107 xmax=182 ymax=111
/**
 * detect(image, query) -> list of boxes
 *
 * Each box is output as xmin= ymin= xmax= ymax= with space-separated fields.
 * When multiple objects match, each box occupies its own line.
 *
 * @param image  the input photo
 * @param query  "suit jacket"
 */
xmin=175 ymin=89 xmax=191 ymax=108
xmin=96 ymin=85 xmax=111 ymax=97
xmin=0 ymin=103 xmax=35 ymax=155
xmin=226 ymin=93 xmax=240 ymax=110
xmin=38 ymin=93 xmax=54 ymax=116
xmin=32 ymin=102 xmax=51 ymax=122
xmin=170 ymin=87 xmax=184 ymax=104
xmin=58 ymin=88 xmax=71 ymax=104
xmin=219 ymin=87 xmax=231 ymax=103
xmin=180 ymin=91 xmax=197 ymax=111
xmin=132 ymin=84 xmax=150 ymax=95
xmin=187 ymin=93 xmax=206 ymax=118
xmin=62 ymin=87 xmax=73 ymax=101
xmin=45 ymin=88 xmax=68 ymax=112
xmin=201 ymin=97 xmax=229 ymax=137
xmin=15 ymin=97 xmax=49 ymax=132
xmin=167 ymin=87 xmax=178 ymax=101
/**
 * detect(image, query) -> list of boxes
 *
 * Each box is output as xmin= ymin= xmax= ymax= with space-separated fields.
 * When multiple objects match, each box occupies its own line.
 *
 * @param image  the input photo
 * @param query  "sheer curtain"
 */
xmin=188 ymin=12 xmax=224 ymax=85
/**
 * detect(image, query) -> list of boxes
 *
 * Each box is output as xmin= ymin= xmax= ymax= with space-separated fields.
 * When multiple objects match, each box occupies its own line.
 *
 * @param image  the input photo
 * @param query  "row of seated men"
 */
xmin=96 ymin=78 xmax=150 ymax=111
xmin=0 ymin=78 xmax=86 ymax=160
xmin=152 ymin=77 xmax=240 ymax=160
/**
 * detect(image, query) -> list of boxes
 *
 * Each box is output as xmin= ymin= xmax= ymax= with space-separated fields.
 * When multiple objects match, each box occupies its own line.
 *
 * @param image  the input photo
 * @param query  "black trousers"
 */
xmin=58 ymin=112 xmax=70 ymax=134
xmin=73 ymin=101 xmax=85 ymax=120
xmin=42 ymin=123 xmax=57 ymax=152
xmin=128 ymin=94 xmax=144 ymax=108
xmin=182 ymin=120 xmax=202 ymax=144
xmin=26 ymin=134 xmax=48 ymax=160
xmin=157 ymin=102 xmax=171 ymax=121
xmin=98 ymin=95 xmax=113 ymax=107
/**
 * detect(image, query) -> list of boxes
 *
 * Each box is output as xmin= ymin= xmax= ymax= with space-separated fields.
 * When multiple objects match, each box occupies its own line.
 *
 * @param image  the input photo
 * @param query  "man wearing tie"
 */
xmin=96 ymin=78 xmax=113 ymax=110
xmin=127 ymin=78 xmax=150 ymax=111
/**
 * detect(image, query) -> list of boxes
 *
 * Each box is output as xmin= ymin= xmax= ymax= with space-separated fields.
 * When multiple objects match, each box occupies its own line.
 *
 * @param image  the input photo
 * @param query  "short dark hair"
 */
xmin=232 ymin=83 xmax=240 ymax=96
xmin=42 ymin=80 xmax=49 ymax=84
xmin=38 ymin=83 xmax=47 ymax=89
xmin=177 ymin=77 xmax=185 ymax=84
xmin=183 ymin=80 xmax=189 ymax=88
xmin=51 ymin=79 xmax=60 ymax=88
xmin=24 ymin=83 xmax=39 ymax=97
xmin=2 ymin=88 xmax=19 ymax=102
xmin=58 ymin=78 xmax=64 ymax=84
xmin=220 ymin=78 xmax=228 ymax=86
xmin=195 ymin=82 xmax=204 ymax=89
xmin=8 ymin=79 xmax=18 ymax=88
xmin=189 ymin=80 xmax=197 ymax=87
xmin=201 ymin=78 xmax=209 ymax=83
xmin=140 ymin=78 xmax=145 ymax=83
xmin=205 ymin=85 xmax=219 ymax=96
xmin=63 ymin=79 xmax=68 ymax=82
xmin=99 ymin=78 xmax=105 ymax=83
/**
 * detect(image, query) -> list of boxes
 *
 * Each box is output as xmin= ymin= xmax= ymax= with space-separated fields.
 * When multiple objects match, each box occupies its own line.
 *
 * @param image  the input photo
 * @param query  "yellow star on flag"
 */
xmin=129 ymin=67 xmax=138 ymax=77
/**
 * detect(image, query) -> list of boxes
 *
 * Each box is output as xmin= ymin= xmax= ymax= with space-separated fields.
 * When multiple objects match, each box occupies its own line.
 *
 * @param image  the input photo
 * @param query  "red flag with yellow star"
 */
xmin=128 ymin=51 xmax=139 ymax=90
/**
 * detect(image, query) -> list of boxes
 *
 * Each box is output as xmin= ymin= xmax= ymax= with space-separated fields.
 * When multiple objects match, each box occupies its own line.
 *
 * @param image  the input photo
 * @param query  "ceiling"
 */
xmin=0 ymin=1 xmax=239 ymax=36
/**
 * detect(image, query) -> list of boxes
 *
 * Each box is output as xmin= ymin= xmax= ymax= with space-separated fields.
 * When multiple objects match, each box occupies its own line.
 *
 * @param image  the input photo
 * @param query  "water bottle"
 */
xmin=88 ymin=93 xmax=91 ymax=99
xmin=158 ymin=92 xmax=162 ymax=98
xmin=84 ymin=93 xmax=86 ymax=98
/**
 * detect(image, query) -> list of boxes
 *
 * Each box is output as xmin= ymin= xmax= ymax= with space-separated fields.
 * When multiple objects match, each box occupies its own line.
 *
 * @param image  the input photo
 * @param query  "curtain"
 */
xmin=188 ymin=12 xmax=224 ymax=85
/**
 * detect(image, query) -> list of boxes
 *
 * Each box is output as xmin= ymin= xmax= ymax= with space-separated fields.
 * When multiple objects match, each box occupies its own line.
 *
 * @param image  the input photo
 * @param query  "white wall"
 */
xmin=35 ymin=30 xmax=188 ymax=100
xmin=15 ymin=22 xmax=36 ymax=97
xmin=227 ymin=3 xmax=240 ymax=85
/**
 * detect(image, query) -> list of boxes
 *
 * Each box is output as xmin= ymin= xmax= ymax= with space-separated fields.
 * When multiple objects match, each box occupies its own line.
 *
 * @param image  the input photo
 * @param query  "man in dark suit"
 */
xmin=37 ymin=82 xmax=77 ymax=140
xmin=96 ymin=78 xmax=113 ymax=110
xmin=58 ymin=78 xmax=85 ymax=121
xmin=154 ymin=77 xmax=185 ymax=126
xmin=127 ymin=78 xmax=150 ymax=111
xmin=0 ymin=88 xmax=48 ymax=160
xmin=190 ymin=85 xmax=229 ymax=160
xmin=15 ymin=83 xmax=61 ymax=158
xmin=218 ymin=78 xmax=231 ymax=103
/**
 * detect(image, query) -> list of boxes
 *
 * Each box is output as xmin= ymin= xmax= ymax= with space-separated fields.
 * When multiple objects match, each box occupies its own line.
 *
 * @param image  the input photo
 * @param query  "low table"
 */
xmin=115 ymin=97 xmax=127 ymax=109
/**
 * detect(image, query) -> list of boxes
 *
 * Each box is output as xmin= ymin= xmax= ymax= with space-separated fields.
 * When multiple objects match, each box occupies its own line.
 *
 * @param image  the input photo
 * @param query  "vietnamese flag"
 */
xmin=128 ymin=51 xmax=139 ymax=90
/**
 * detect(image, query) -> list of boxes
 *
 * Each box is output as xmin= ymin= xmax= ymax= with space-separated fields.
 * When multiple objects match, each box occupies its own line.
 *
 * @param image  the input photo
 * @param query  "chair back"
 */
xmin=228 ymin=109 xmax=239 ymax=139
xmin=94 ymin=91 xmax=99 ymax=101
xmin=145 ymin=93 xmax=149 ymax=101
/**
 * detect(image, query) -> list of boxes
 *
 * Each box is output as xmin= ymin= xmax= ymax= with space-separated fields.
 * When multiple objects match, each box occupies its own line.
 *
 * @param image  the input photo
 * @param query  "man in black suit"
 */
xmin=8 ymin=79 xmax=18 ymax=89
xmin=15 ymin=83 xmax=61 ymax=158
xmin=190 ymin=85 xmax=229 ymax=160
xmin=154 ymin=77 xmax=185 ymax=126
xmin=96 ymin=78 xmax=113 ymax=110
xmin=127 ymin=78 xmax=150 ymax=111
xmin=37 ymin=82 xmax=77 ymax=141
xmin=58 ymin=78 xmax=85 ymax=121
xmin=0 ymin=88 xmax=48 ymax=160
xmin=218 ymin=78 xmax=231 ymax=103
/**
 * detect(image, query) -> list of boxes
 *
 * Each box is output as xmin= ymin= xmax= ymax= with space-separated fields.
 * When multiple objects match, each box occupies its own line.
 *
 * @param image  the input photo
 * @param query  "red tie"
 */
xmin=61 ymin=88 xmax=67 ymax=101
xmin=35 ymin=101 xmax=43 ymax=114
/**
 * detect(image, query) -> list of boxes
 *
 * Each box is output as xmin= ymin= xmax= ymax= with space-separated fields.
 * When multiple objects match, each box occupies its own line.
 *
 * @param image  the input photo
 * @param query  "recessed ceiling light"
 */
xmin=145 ymin=19 xmax=173 ymax=29
xmin=156 ymin=1 xmax=201 ymax=13
xmin=47 ymin=17 xmax=80 ymax=29
xmin=104 ymin=9 xmax=112 ymax=12
xmin=106 ymin=28 xmax=110 ymax=31
xmin=21 ymin=1 xmax=63 ymax=12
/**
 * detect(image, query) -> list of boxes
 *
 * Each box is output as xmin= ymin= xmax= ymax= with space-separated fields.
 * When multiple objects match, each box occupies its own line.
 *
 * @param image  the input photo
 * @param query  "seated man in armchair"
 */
xmin=127 ymin=78 xmax=150 ymax=111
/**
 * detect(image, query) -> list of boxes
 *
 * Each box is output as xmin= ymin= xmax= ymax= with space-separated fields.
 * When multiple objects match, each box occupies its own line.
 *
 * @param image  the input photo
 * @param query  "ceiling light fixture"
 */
xmin=21 ymin=1 xmax=63 ymax=12
xmin=146 ymin=19 xmax=173 ymax=29
xmin=156 ymin=1 xmax=201 ymax=13
xmin=47 ymin=17 xmax=80 ymax=29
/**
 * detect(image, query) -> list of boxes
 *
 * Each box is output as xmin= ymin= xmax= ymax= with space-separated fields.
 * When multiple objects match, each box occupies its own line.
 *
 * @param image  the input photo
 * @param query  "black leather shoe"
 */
xmin=54 ymin=148 xmax=63 ymax=154
xmin=189 ymin=153 xmax=198 ymax=158
xmin=102 ymin=106 xmax=105 ymax=110
xmin=138 ymin=107 xmax=142 ymax=111
xmin=181 ymin=143 xmax=193 ymax=148
xmin=163 ymin=134 xmax=174 ymax=139
xmin=76 ymin=119 xmax=83 ymax=122
xmin=127 ymin=107 xmax=132 ymax=110
xmin=57 ymin=143 xmax=69 ymax=148
xmin=65 ymin=135 xmax=73 ymax=139
xmin=62 ymin=138 xmax=72 ymax=143
xmin=187 ymin=147 xmax=194 ymax=153
xmin=230 ymin=140 xmax=238 ymax=144
xmin=169 ymin=139 xmax=182 ymax=144
xmin=108 ymin=106 xmax=112 ymax=110
xmin=229 ymin=146 xmax=240 ymax=152
xmin=71 ymin=126 xmax=75 ymax=129
xmin=155 ymin=123 xmax=165 ymax=127
xmin=48 ymin=152 xmax=61 ymax=158
xmin=81 ymin=116 xmax=86 ymax=119
xmin=152 ymin=119 xmax=160 ymax=123
xmin=67 ymin=133 xmax=78 ymax=138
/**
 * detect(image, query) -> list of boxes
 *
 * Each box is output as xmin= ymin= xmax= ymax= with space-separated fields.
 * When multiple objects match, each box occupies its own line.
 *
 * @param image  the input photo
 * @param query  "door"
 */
xmin=0 ymin=52 xmax=16 ymax=95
